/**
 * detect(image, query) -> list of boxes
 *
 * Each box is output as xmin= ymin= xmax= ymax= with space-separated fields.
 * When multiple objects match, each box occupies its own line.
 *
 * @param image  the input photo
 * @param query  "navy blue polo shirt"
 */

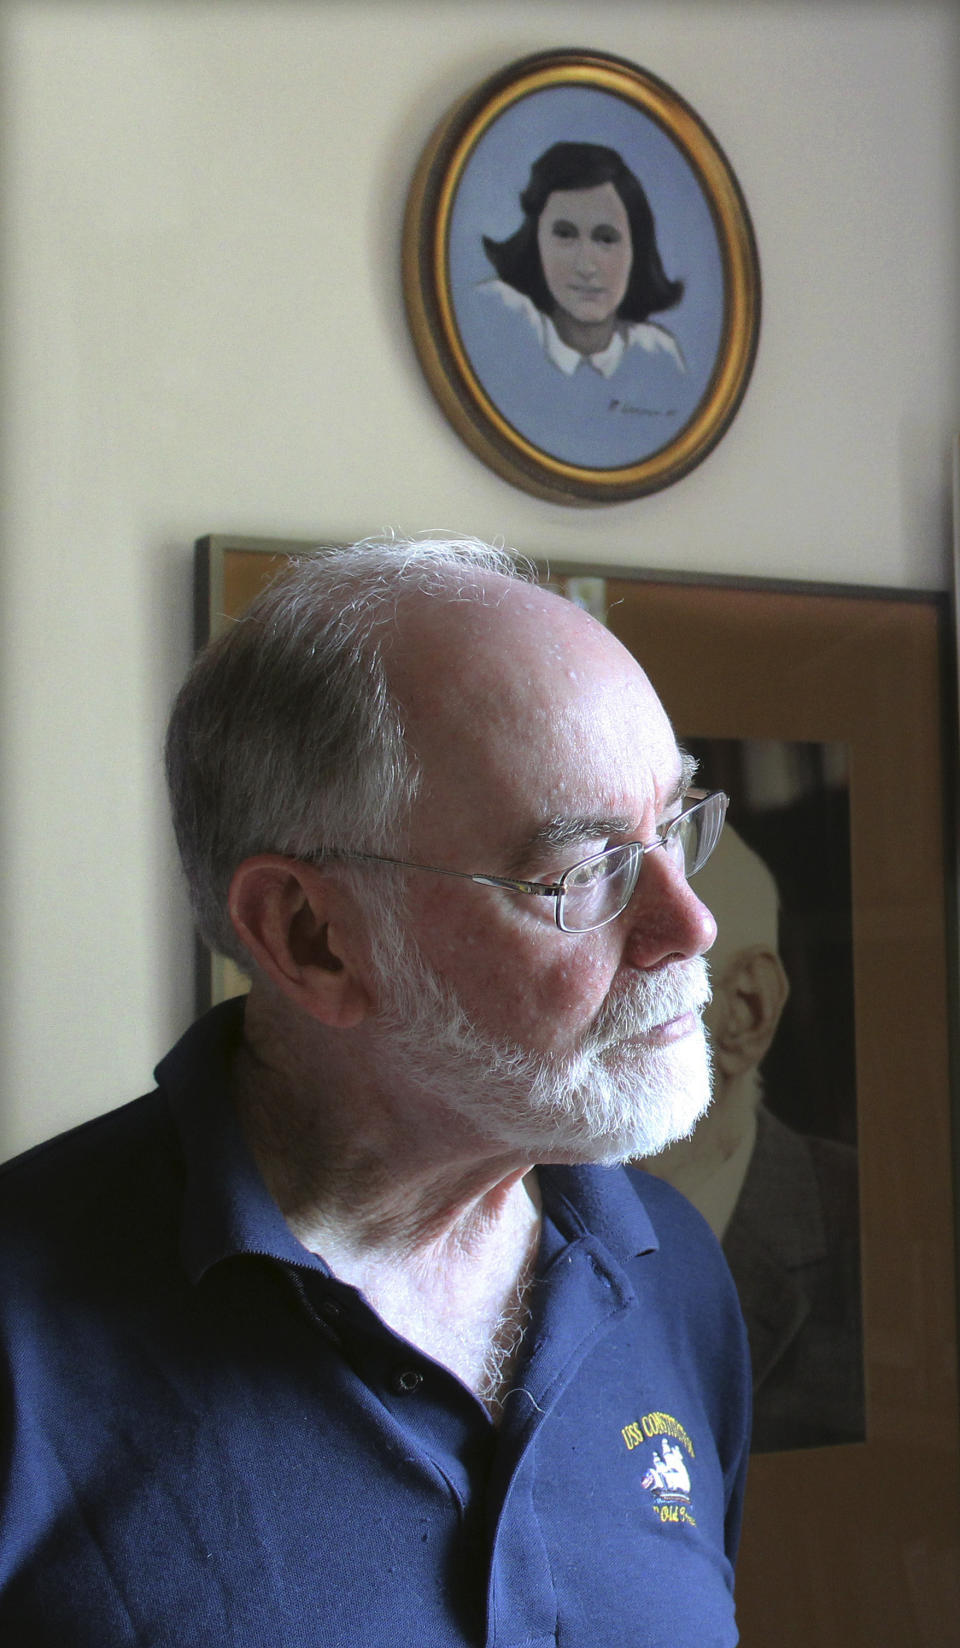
xmin=0 ymin=1001 xmax=750 ymax=1646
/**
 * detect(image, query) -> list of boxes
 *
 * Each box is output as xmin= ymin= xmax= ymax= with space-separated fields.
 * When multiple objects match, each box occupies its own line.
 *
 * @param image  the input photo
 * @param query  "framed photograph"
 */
xmin=195 ymin=535 xmax=959 ymax=1643
xmin=193 ymin=534 xmax=312 ymax=1009
xmin=402 ymin=49 xmax=760 ymax=504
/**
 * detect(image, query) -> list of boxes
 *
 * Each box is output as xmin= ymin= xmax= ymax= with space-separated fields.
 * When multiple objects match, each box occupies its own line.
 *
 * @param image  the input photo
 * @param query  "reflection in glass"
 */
xmin=641 ymin=737 xmax=864 ymax=1453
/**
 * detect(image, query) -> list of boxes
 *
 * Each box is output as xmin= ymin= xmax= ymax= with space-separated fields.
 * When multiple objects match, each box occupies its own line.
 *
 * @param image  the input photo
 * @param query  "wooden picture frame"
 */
xmin=402 ymin=49 xmax=761 ymax=504
xmin=194 ymin=534 xmax=959 ymax=1643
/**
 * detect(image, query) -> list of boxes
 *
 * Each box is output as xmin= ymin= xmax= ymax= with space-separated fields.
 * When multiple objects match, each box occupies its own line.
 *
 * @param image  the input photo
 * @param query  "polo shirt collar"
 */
xmin=542 ymin=1162 xmax=659 ymax=1265
xmin=156 ymin=998 xmax=323 ymax=1284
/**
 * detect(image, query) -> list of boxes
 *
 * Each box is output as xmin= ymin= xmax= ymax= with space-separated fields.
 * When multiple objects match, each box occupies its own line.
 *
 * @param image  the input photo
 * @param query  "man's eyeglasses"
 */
xmin=323 ymin=789 xmax=728 ymax=934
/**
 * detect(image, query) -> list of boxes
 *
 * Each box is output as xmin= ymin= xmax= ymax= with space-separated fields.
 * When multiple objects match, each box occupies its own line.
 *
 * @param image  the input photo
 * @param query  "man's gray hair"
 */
xmin=165 ymin=534 xmax=531 ymax=964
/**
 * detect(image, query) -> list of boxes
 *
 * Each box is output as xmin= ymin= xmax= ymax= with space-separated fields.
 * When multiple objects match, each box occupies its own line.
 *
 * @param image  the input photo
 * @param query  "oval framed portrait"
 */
xmin=403 ymin=49 xmax=761 ymax=505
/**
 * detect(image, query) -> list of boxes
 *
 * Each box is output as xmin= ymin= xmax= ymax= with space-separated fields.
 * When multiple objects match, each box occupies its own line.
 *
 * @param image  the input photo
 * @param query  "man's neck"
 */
xmin=313 ymin=1172 xmax=542 ymax=1419
xmin=232 ymin=990 xmax=542 ymax=1416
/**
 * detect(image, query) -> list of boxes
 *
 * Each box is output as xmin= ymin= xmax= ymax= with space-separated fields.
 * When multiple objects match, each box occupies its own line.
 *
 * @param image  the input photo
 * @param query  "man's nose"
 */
xmin=619 ymin=848 xmax=717 ymax=971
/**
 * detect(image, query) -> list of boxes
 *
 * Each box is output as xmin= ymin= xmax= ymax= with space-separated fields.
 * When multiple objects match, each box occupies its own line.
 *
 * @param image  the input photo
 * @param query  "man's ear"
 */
xmin=228 ymin=855 xmax=372 ymax=1028
xmin=709 ymin=944 xmax=789 ymax=1078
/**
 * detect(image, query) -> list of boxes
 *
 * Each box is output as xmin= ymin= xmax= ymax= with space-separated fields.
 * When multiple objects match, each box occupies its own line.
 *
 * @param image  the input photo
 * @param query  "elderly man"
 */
xmin=0 ymin=538 xmax=750 ymax=1645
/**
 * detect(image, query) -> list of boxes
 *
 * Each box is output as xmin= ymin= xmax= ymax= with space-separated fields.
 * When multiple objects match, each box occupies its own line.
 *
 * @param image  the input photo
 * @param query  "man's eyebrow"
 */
xmin=507 ymin=814 xmax=635 ymax=873
xmin=507 ymin=753 xmax=701 ymax=873
xmin=675 ymin=748 xmax=700 ymax=800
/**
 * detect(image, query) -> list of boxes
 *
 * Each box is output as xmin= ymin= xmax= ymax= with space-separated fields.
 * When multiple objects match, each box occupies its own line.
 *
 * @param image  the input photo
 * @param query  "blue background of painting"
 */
xmin=448 ymin=85 xmax=725 ymax=467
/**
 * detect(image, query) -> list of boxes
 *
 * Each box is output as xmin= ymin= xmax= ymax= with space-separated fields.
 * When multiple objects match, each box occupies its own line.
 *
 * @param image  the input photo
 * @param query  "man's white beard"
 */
xmin=363 ymin=902 xmax=713 ymax=1165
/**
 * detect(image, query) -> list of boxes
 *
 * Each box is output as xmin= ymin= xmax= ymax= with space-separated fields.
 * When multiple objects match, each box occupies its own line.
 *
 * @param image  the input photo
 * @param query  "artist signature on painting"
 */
xmin=608 ymin=399 xmax=678 ymax=418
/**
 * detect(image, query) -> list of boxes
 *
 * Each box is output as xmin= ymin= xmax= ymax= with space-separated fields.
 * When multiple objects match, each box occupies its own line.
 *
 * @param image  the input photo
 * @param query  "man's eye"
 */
xmin=565 ymin=850 xmax=619 ymax=890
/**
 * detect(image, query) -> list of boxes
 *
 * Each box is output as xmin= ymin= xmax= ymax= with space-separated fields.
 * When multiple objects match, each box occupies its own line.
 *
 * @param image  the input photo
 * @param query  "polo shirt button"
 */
xmin=391 ymin=1368 xmax=423 ymax=1394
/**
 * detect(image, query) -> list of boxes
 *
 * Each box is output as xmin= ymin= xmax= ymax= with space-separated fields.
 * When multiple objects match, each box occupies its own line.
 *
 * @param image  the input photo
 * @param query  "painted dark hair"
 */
xmin=482 ymin=141 xmax=683 ymax=323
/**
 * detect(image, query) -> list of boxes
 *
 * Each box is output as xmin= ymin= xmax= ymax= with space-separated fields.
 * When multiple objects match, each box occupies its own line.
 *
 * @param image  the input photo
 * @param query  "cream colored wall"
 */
xmin=2 ymin=0 xmax=958 ymax=1156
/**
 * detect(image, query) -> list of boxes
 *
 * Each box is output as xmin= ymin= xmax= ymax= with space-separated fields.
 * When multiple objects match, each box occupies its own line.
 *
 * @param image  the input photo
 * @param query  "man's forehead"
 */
xmin=385 ymin=578 xmax=684 ymax=848
xmin=387 ymin=575 xmax=643 ymax=709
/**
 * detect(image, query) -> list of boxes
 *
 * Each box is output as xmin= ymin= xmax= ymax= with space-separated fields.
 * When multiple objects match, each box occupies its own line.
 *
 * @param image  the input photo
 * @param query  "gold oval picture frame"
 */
xmin=403 ymin=49 xmax=761 ymax=504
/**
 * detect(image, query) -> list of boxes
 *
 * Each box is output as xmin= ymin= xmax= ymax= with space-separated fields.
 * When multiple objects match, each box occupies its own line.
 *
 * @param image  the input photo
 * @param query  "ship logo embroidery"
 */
xmin=641 ymin=1438 xmax=691 ymax=1506
xmin=621 ymin=1412 xmax=697 ymax=1527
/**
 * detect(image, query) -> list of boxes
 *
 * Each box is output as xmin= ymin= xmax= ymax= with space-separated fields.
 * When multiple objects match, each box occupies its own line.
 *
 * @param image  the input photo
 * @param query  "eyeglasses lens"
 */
xmin=559 ymin=844 xmax=641 ymax=933
xmin=681 ymin=792 xmax=727 ymax=876
xmin=558 ymin=793 xmax=727 ymax=933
